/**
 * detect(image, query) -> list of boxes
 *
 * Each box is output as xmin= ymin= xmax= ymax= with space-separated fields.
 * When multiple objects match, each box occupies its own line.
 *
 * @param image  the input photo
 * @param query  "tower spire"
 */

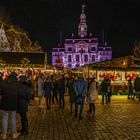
xmin=78 ymin=5 xmax=87 ymax=37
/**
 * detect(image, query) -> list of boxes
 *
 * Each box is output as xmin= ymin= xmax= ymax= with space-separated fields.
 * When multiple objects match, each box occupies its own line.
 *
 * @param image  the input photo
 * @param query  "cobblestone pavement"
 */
xmin=0 ymin=96 xmax=140 ymax=140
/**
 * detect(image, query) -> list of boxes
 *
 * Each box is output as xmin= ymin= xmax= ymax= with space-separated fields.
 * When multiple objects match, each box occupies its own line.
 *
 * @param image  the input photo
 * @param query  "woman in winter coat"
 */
xmin=87 ymin=78 xmax=98 ymax=117
xmin=37 ymin=73 xmax=44 ymax=108
xmin=17 ymin=76 xmax=31 ymax=135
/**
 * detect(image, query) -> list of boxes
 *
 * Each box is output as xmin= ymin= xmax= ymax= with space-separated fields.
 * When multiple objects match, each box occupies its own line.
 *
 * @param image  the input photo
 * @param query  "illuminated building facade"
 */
xmin=52 ymin=5 xmax=112 ymax=68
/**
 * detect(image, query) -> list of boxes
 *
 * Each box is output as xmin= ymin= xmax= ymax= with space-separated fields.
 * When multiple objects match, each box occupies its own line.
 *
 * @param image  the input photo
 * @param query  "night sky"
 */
xmin=1 ymin=0 xmax=140 ymax=64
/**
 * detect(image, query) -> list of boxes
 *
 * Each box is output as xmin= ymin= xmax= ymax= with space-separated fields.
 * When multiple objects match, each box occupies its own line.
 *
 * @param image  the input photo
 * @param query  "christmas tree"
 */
xmin=0 ymin=24 xmax=11 ymax=51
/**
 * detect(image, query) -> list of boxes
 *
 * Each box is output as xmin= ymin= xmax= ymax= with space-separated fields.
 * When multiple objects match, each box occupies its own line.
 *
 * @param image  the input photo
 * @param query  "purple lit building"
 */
xmin=52 ymin=5 xmax=112 ymax=68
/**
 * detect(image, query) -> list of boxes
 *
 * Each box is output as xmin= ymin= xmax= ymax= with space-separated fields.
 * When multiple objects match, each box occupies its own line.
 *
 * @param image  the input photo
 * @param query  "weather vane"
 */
xmin=82 ymin=4 xmax=86 ymax=13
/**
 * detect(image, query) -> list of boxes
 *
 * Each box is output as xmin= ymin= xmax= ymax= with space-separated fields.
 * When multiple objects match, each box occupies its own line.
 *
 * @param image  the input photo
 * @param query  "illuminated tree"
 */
xmin=0 ymin=24 xmax=11 ymax=51
xmin=0 ymin=7 xmax=43 ymax=52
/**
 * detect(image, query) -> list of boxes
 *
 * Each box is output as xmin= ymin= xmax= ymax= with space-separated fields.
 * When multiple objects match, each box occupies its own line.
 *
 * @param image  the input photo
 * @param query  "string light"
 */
xmin=1 ymin=23 xmax=42 ymax=52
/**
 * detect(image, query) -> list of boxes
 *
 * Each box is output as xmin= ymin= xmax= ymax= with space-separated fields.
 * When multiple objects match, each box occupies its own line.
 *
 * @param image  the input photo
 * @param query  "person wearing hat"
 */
xmin=0 ymin=72 xmax=20 ymax=139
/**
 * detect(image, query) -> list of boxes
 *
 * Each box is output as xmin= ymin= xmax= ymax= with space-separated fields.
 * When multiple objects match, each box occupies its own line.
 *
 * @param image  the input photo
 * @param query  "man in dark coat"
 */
xmin=44 ymin=76 xmax=53 ymax=109
xmin=52 ymin=78 xmax=59 ymax=105
xmin=17 ymin=75 xmax=31 ymax=135
xmin=58 ymin=75 xmax=65 ymax=109
xmin=100 ymin=77 xmax=110 ymax=104
xmin=0 ymin=72 xmax=20 ymax=139
xmin=68 ymin=76 xmax=75 ymax=113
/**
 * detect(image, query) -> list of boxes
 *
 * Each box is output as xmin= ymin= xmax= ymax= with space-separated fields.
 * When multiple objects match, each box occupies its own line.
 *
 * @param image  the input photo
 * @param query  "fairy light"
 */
xmin=1 ymin=23 xmax=42 ymax=52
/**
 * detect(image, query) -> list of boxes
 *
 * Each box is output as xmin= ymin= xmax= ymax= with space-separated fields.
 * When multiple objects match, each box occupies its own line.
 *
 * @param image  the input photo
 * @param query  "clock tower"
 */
xmin=52 ymin=5 xmax=112 ymax=68
xmin=78 ymin=5 xmax=87 ymax=37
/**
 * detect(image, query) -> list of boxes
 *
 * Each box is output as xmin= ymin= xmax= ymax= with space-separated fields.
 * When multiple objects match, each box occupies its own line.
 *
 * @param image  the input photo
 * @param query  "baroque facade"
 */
xmin=52 ymin=5 xmax=112 ymax=68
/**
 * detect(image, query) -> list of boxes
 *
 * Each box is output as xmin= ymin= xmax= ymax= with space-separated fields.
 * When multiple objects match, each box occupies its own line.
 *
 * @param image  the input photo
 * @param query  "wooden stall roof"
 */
xmin=0 ymin=52 xmax=45 ymax=64
xmin=83 ymin=56 xmax=140 ymax=70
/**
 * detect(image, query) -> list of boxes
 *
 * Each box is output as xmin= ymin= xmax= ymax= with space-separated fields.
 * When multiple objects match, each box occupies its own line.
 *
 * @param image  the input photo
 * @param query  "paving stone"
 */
xmin=0 ymin=96 xmax=140 ymax=139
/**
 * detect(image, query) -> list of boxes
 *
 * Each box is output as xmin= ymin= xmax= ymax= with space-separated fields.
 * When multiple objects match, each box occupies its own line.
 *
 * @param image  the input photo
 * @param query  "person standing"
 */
xmin=100 ymin=77 xmax=109 ymax=104
xmin=134 ymin=75 xmax=140 ymax=101
xmin=106 ymin=76 xmax=112 ymax=102
xmin=87 ymin=78 xmax=98 ymax=117
xmin=17 ymin=75 xmax=31 ymax=135
xmin=68 ymin=75 xmax=75 ymax=113
xmin=58 ymin=75 xmax=65 ymax=109
xmin=0 ymin=72 xmax=20 ymax=139
xmin=128 ymin=78 xmax=133 ymax=99
xmin=73 ymin=75 xmax=87 ymax=120
xmin=44 ymin=76 xmax=53 ymax=109
xmin=52 ymin=78 xmax=59 ymax=105
xmin=37 ymin=73 xmax=44 ymax=108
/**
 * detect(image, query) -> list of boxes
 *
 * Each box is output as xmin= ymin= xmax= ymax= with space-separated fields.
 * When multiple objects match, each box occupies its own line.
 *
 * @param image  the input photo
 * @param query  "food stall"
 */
xmin=80 ymin=56 xmax=140 ymax=94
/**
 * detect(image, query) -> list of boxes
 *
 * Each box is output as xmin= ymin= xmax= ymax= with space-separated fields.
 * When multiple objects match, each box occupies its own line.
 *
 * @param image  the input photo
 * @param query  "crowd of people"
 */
xmin=0 ymin=70 xmax=99 ymax=139
xmin=0 ymin=71 xmax=31 ymax=139
xmin=127 ymin=75 xmax=140 ymax=101
xmin=0 ymin=69 xmax=140 ymax=139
